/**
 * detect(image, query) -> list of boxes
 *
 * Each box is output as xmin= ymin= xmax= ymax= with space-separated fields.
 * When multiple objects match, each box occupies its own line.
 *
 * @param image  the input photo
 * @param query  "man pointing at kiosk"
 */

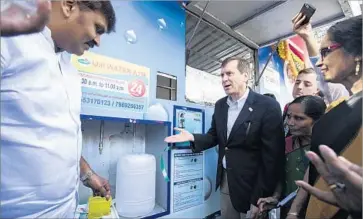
xmin=1 ymin=0 xmax=116 ymax=217
xmin=165 ymin=57 xmax=285 ymax=219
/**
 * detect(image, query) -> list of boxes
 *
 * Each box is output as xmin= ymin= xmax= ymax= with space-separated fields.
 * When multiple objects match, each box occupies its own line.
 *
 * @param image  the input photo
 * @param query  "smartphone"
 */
xmin=299 ymin=3 xmax=316 ymax=26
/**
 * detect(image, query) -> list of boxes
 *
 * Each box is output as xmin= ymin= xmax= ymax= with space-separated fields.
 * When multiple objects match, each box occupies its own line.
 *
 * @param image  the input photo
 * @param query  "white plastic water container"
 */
xmin=116 ymin=154 xmax=156 ymax=218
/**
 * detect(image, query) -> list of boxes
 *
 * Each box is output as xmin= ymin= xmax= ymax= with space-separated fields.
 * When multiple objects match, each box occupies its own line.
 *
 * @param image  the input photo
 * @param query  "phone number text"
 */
xmin=81 ymin=97 xmax=144 ymax=110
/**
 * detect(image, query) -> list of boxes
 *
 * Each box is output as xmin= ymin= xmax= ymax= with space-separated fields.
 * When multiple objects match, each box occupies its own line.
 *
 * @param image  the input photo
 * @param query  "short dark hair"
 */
xmin=221 ymin=57 xmax=251 ymax=75
xmin=327 ymin=16 xmax=362 ymax=58
xmin=289 ymin=95 xmax=326 ymax=121
xmin=78 ymin=0 xmax=116 ymax=33
xmin=263 ymin=93 xmax=276 ymax=100
xmin=298 ymin=68 xmax=316 ymax=75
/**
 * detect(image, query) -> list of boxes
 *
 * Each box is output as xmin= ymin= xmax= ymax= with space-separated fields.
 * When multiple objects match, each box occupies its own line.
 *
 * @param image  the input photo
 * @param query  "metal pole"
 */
xmin=183 ymin=4 xmax=258 ymax=50
xmin=186 ymin=0 xmax=211 ymax=50
xmin=99 ymin=120 xmax=104 ymax=154
xmin=255 ymin=40 xmax=281 ymax=87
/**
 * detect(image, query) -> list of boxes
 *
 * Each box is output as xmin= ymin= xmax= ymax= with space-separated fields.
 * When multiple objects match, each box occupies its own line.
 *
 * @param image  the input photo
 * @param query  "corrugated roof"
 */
xmin=186 ymin=13 xmax=255 ymax=76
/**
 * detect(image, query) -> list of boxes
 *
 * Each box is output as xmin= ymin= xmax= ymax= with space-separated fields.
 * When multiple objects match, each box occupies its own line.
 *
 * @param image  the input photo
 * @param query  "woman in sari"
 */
xmin=257 ymin=95 xmax=326 ymax=218
xmin=287 ymin=15 xmax=362 ymax=219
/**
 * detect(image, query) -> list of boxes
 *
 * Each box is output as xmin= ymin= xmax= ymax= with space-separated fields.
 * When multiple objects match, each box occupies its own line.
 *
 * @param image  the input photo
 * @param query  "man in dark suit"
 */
xmin=165 ymin=57 xmax=285 ymax=219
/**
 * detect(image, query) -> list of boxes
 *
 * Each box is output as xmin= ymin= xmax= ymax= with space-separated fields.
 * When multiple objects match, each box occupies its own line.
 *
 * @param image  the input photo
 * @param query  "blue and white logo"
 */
xmin=77 ymin=57 xmax=91 ymax=66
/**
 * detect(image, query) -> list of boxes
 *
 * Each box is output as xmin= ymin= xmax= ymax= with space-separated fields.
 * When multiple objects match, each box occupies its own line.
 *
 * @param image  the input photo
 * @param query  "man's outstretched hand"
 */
xmin=164 ymin=128 xmax=194 ymax=143
xmin=1 ymin=0 xmax=51 ymax=37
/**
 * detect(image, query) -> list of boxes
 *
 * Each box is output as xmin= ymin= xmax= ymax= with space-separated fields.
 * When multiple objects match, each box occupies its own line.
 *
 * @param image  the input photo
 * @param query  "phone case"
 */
xmin=300 ymin=3 xmax=316 ymax=25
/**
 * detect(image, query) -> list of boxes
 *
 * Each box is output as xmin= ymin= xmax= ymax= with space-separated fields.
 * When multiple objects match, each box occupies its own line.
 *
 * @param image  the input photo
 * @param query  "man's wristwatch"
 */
xmin=80 ymin=170 xmax=94 ymax=185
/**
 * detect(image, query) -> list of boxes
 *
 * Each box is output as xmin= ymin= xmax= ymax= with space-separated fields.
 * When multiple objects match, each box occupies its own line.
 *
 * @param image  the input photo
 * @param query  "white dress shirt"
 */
xmin=1 ymin=27 xmax=82 ymax=218
xmin=223 ymin=88 xmax=250 ymax=169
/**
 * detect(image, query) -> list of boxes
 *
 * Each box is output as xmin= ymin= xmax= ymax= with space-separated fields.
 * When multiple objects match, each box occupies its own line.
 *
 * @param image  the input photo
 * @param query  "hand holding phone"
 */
xmin=292 ymin=3 xmax=316 ymax=37
xmin=298 ymin=3 xmax=316 ymax=26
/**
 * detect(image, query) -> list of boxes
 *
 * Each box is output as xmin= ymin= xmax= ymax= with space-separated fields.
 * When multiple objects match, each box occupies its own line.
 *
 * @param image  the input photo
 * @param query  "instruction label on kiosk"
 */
xmin=172 ymin=150 xmax=204 ymax=212
xmin=71 ymin=51 xmax=150 ymax=113
xmin=174 ymin=107 xmax=203 ymax=148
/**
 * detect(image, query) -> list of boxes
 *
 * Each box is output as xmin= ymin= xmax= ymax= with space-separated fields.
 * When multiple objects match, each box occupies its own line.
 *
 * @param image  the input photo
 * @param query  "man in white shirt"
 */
xmin=1 ymin=1 xmax=116 ymax=217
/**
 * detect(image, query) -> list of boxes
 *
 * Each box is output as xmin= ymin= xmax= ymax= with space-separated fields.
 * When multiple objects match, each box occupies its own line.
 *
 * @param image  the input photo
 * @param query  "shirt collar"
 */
xmin=40 ymin=26 xmax=54 ymax=48
xmin=227 ymin=88 xmax=250 ymax=107
xmin=40 ymin=26 xmax=63 ymax=53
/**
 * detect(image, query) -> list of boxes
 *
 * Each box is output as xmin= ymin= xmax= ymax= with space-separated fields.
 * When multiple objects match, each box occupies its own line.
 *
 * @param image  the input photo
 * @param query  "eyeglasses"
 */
xmin=320 ymin=43 xmax=341 ymax=60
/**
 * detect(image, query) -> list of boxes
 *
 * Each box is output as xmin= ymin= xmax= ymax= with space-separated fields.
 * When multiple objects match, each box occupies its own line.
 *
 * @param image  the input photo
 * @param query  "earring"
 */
xmin=355 ymin=62 xmax=360 ymax=76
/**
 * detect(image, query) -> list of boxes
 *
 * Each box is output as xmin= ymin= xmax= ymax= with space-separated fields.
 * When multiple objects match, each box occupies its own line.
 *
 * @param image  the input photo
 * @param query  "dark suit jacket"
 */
xmin=191 ymin=89 xmax=285 ymax=213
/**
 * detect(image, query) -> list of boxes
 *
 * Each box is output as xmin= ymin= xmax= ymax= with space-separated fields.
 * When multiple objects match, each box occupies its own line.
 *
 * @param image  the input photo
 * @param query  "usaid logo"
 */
xmin=77 ymin=57 xmax=91 ymax=66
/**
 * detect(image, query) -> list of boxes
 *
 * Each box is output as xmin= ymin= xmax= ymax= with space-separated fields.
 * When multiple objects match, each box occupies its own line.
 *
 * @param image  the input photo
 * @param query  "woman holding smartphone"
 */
xmin=287 ymin=14 xmax=362 ymax=219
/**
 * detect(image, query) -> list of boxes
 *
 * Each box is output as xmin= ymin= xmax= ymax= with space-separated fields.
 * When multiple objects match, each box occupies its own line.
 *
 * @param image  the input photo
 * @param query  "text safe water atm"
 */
xmin=77 ymin=115 xmax=171 ymax=219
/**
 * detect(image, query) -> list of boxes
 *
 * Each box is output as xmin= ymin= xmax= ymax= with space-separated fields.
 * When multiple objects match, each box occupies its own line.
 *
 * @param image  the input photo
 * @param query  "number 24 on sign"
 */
xmin=128 ymin=80 xmax=146 ymax=97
